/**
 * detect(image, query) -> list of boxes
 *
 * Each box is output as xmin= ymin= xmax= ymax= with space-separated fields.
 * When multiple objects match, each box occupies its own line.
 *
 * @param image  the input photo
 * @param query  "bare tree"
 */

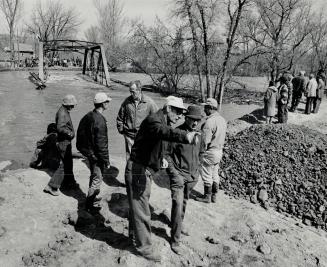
xmin=26 ymin=0 xmax=80 ymax=42
xmin=93 ymin=0 xmax=126 ymax=70
xmin=84 ymin=25 xmax=100 ymax=43
xmin=245 ymin=0 xmax=313 ymax=82
xmin=216 ymin=0 xmax=252 ymax=109
xmin=172 ymin=0 xmax=222 ymax=100
xmin=128 ymin=19 xmax=192 ymax=93
xmin=309 ymin=10 xmax=327 ymax=72
xmin=0 ymin=0 xmax=22 ymax=68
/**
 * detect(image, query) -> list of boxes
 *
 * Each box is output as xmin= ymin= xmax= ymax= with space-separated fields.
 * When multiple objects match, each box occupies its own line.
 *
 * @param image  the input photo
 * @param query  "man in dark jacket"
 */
xmin=125 ymin=96 xmax=200 ymax=262
xmin=165 ymin=105 xmax=203 ymax=255
xmin=290 ymin=71 xmax=306 ymax=112
xmin=76 ymin=92 xmax=111 ymax=213
xmin=116 ymin=80 xmax=158 ymax=160
xmin=44 ymin=94 xmax=77 ymax=196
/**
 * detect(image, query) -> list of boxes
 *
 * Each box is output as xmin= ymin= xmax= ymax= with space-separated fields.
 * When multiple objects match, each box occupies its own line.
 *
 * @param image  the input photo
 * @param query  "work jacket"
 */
xmin=317 ymin=79 xmax=325 ymax=99
xmin=56 ymin=105 xmax=75 ymax=143
xmin=76 ymin=110 xmax=110 ymax=165
xmin=116 ymin=94 xmax=158 ymax=139
xmin=130 ymin=109 xmax=188 ymax=172
xmin=201 ymin=112 xmax=227 ymax=165
xmin=165 ymin=123 xmax=202 ymax=182
xmin=307 ymin=78 xmax=318 ymax=97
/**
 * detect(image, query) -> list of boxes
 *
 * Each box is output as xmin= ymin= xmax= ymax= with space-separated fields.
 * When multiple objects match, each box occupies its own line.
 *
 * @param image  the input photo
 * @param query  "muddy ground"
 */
xmin=0 ymin=71 xmax=327 ymax=266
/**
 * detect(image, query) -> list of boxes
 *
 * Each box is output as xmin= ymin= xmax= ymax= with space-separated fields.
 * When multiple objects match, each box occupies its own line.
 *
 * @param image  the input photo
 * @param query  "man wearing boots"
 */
xmin=76 ymin=92 xmax=111 ymax=213
xmin=196 ymin=98 xmax=227 ymax=203
xmin=165 ymin=105 xmax=203 ymax=255
xmin=43 ymin=94 xmax=78 ymax=196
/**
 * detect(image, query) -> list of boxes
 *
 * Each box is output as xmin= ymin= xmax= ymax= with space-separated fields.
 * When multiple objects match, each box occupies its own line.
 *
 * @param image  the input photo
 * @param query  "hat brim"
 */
xmin=170 ymin=104 xmax=187 ymax=111
xmin=186 ymin=115 xmax=202 ymax=120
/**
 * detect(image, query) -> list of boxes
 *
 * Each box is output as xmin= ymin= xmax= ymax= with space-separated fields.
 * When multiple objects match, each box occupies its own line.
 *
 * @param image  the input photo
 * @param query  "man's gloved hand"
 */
xmin=106 ymin=163 xmax=111 ymax=169
xmin=186 ymin=131 xmax=201 ymax=144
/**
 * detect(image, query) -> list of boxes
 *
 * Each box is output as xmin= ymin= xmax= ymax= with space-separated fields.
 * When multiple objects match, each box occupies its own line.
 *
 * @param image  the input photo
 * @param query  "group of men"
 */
xmin=38 ymin=80 xmax=227 ymax=262
xmin=287 ymin=70 xmax=325 ymax=114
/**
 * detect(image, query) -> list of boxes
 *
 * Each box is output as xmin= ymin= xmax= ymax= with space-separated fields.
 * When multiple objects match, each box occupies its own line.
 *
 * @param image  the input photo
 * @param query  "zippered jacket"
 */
xmin=76 ymin=110 xmax=109 ymax=165
xmin=116 ymin=94 xmax=158 ymax=139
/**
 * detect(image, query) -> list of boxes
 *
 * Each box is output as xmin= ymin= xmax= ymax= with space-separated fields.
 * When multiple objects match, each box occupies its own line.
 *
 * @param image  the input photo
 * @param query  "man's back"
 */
xmin=202 ymin=112 xmax=227 ymax=164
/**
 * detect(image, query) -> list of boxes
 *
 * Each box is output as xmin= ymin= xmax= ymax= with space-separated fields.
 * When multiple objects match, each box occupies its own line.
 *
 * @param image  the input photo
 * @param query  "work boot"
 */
xmin=181 ymin=225 xmax=190 ymax=236
xmin=43 ymin=185 xmax=59 ymax=196
xmin=171 ymin=242 xmax=186 ymax=255
xmin=195 ymin=186 xmax=212 ymax=203
xmin=139 ymin=249 xmax=161 ymax=262
xmin=211 ymin=182 xmax=219 ymax=203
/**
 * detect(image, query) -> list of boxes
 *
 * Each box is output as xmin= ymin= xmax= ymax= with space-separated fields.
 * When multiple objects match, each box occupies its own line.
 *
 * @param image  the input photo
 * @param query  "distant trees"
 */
xmin=93 ymin=0 xmax=126 ymax=70
xmin=128 ymin=19 xmax=192 ymax=93
xmin=26 ymin=0 xmax=81 ymax=42
xmin=0 ymin=0 xmax=22 ymax=68
xmin=245 ymin=0 xmax=313 ymax=82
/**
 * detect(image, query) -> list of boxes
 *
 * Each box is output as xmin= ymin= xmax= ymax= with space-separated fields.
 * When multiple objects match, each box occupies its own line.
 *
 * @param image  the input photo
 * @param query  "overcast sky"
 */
xmin=0 ymin=0 xmax=169 ymax=36
xmin=0 ymin=0 xmax=326 ymax=37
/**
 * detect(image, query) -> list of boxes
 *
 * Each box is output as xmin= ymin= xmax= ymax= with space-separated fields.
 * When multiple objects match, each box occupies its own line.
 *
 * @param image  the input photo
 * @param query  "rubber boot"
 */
xmin=195 ymin=186 xmax=212 ymax=203
xmin=211 ymin=182 xmax=218 ymax=203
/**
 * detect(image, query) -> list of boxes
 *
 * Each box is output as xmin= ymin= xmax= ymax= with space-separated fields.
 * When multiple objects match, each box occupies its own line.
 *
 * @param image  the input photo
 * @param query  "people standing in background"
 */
xmin=305 ymin=74 xmax=318 ymax=114
xmin=264 ymin=81 xmax=278 ymax=124
xmin=290 ymin=71 xmax=307 ymax=112
xmin=313 ymin=76 xmax=325 ymax=114
xmin=277 ymin=77 xmax=289 ymax=123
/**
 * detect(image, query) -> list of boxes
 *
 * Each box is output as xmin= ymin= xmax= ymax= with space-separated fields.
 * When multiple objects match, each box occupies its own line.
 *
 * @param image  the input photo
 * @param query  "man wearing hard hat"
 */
xmin=125 ymin=96 xmax=200 ymax=262
xmin=44 ymin=94 xmax=78 ymax=196
xmin=76 ymin=92 xmax=112 ymax=213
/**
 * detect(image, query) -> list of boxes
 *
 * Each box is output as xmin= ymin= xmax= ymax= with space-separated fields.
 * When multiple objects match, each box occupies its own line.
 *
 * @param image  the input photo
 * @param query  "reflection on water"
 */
xmin=0 ymin=71 xmax=259 ymax=166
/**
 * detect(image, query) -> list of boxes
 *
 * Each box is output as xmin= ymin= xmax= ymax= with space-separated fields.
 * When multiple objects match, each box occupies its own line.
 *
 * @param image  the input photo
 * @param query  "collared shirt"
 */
xmin=307 ymin=78 xmax=318 ymax=97
xmin=201 ymin=112 xmax=227 ymax=164
xmin=116 ymin=93 xmax=158 ymax=139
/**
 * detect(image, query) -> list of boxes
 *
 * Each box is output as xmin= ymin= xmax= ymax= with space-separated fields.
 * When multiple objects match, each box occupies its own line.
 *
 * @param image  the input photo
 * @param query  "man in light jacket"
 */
xmin=116 ymin=80 xmax=158 ymax=160
xmin=305 ymin=74 xmax=318 ymax=114
xmin=196 ymin=98 xmax=227 ymax=203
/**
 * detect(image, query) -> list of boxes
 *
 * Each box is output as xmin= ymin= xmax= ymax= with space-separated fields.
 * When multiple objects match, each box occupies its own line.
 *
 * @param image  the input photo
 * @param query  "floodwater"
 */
xmin=0 ymin=71 xmax=260 ymax=167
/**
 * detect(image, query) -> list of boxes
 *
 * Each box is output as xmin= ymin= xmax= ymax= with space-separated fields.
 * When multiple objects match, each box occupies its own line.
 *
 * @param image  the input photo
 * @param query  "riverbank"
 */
xmin=0 ymin=71 xmax=326 ymax=266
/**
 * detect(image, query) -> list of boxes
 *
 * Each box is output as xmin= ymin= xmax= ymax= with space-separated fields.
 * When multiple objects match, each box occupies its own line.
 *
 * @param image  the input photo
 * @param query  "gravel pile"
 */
xmin=220 ymin=124 xmax=327 ymax=229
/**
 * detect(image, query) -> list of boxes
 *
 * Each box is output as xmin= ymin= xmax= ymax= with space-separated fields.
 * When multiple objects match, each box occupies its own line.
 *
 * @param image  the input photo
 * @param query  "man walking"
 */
xmin=196 ymin=98 xmax=227 ymax=203
xmin=117 ymin=80 xmax=158 ymax=160
xmin=290 ymin=71 xmax=307 ymax=112
xmin=165 ymin=105 xmax=203 ymax=255
xmin=43 ymin=94 xmax=78 ymax=196
xmin=76 ymin=92 xmax=111 ymax=213
xmin=125 ymin=96 xmax=200 ymax=261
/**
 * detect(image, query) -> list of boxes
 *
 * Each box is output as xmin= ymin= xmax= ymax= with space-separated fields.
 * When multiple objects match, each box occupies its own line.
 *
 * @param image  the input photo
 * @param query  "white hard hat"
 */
xmin=165 ymin=96 xmax=186 ymax=110
xmin=62 ymin=94 xmax=77 ymax=106
xmin=94 ymin=92 xmax=112 ymax=104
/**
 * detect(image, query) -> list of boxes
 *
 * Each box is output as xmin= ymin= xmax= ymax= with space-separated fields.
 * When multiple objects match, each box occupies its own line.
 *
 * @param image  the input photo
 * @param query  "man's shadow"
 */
xmin=57 ymin=164 xmax=136 ymax=255
xmin=107 ymin=192 xmax=170 ymax=242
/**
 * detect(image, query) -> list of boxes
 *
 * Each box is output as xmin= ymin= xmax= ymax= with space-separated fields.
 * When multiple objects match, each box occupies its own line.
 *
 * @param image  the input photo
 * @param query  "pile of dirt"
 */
xmin=220 ymin=124 xmax=327 ymax=229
